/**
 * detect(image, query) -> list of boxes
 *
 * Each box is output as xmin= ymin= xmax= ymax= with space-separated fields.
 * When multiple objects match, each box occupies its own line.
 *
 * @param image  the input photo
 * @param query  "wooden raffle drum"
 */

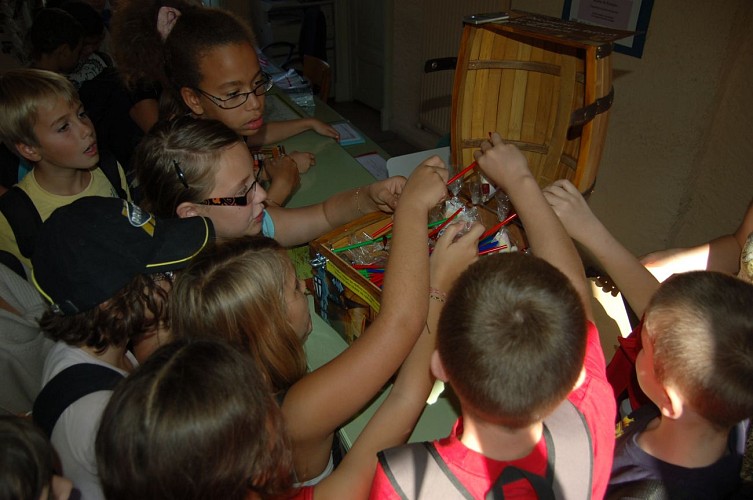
xmin=451 ymin=11 xmax=628 ymax=192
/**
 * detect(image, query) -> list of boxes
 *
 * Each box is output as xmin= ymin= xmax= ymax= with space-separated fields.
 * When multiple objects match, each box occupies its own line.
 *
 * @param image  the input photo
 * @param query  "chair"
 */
xmin=303 ymin=54 xmax=331 ymax=101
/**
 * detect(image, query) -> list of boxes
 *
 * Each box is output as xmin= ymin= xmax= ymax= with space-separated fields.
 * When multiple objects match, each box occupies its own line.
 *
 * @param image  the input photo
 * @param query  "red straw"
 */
xmin=370 ymin=220 xmax=393 ymax=239
xmin=446 ymin=161 xmax=477 ymax=186
xmin=428 ymin=207 xmax=463 ymax=239
xmin=478 ymin=244 xmax=509 ymax=256
xmin=479 ymin=213 xmax=519 ymax=240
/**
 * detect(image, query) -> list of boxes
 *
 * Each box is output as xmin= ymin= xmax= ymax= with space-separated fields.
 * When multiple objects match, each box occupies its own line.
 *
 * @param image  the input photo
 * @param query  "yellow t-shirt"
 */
xmin=0 ymin=166 xmax=130 ymax=273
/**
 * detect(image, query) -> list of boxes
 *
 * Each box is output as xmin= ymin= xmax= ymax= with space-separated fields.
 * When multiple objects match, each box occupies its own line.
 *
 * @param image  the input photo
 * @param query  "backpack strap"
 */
xmin=0 ymin=186 xmax=42 ymax=259
xmin=379 ymin=399 xmax=593 ymax=500
xmin=97 ymin=148 xmax=128 ymax=200
xmin=32 ymin=363 xmax=124 ymax=437
xmin=378 ymin=442 xmax=474 ymax=500
xmin=543 ymin=399 xmax=593 ymax=500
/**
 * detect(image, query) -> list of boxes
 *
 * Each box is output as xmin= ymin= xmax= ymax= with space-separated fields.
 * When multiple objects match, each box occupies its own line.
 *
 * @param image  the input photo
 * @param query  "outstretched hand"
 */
xmin=364 ymin=176 xmax=408 ymax=213
xmin=542 ymin=179 xmax=599 ymax=243
xmin=310 ymin=118 xmax=340 ymax=140
xmin=397 ymin=155 xmax=449 ymax=213
xmin=430 ymin=222 xmax=484 ymax=294
xmin=474 ymin=132 xmax=531 ymax=192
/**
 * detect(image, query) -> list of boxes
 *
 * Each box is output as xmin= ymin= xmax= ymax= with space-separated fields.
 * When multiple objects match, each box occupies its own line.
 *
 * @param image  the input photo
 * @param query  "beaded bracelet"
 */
xmin=429 ymin=287 xmax=447 ymax=303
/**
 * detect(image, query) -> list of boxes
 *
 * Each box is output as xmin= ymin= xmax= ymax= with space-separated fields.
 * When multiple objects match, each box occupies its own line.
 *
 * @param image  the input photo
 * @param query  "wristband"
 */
xmin=429 ymin=287 xmax=447 ymax=302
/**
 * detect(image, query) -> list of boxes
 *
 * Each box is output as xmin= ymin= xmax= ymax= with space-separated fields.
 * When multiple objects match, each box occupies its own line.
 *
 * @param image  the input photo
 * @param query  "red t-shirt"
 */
xmin=369 ymin=322 xmax=616 ymax=499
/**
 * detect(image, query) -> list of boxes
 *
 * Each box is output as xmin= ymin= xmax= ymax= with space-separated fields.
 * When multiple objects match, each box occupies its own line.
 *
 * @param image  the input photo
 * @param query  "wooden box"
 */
xmin=452 ymin=10 xmax=632 ymax=192
xmin=309 ymin=203 xmax=526 ymax=344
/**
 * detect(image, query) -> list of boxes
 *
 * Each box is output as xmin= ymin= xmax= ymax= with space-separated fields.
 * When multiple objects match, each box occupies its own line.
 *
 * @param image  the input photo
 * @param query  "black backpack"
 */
xmin=0 ymin=149 xmax=127 ymax=260
xmin=377 ymin=400 xmax=593 ymax=500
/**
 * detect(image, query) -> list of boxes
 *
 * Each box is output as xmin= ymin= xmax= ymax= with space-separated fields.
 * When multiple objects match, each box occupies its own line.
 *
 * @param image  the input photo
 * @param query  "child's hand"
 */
xmin=289 ymin=151 xmax=315 ymax=173
xmin=265 ymin=155 xmax=301 ymax=194
xmin=474 ymin=132 xmax=532 ymax=192
xmin=542 ymin=179 xmax=599 ymax=242
xmin=363 ymin=176 xmax=408 ymax=213
xmin=398 ymin=155 xmax=449 ymax=213
xmin=430 ymin=222 xmax=484 ymax=294
xmin=309 ymin=118 xmax=340 ymax=140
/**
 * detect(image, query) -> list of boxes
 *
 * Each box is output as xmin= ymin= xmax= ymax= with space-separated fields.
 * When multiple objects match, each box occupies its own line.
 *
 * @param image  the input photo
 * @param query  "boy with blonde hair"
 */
xmin=0 ymin=68 xmax=129 ymax=275
xmin=371 ymin=135 xmax=616 ymax=499
xmin=543 ymin=178 xmax=753 ymax=498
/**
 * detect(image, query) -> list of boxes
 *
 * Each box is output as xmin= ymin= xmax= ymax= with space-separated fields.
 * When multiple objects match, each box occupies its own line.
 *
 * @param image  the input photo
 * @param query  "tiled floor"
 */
xmin=328 ymin=100 xmax=420 ymax=158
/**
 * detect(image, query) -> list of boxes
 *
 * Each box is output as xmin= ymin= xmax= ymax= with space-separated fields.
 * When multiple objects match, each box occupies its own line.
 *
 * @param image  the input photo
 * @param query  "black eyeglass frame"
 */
xmin=199 ymin=164 xmax=264 ymax=207
xmin=194 ymin=72 xmax=274 ymax=110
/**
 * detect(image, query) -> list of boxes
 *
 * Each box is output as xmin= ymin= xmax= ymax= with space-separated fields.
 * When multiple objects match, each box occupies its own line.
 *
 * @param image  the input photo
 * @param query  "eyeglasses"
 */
xmin=199 ymin=164 xmax=264 ymax=207
xmin=194 ymin=73 xmax=274 ymax=110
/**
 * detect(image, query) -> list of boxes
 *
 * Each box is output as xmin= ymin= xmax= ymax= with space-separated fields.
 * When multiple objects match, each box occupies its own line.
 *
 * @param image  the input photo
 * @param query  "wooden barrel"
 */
xmin=451 ymin=11 xmax=628 ymax=192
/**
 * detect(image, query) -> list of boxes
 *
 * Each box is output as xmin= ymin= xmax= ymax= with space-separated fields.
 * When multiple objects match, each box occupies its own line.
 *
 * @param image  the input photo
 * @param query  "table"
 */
xmin=271 ymin=90 xmax=459 ymax=448
xmin=268 ymin=91 xmax=385 ymax=208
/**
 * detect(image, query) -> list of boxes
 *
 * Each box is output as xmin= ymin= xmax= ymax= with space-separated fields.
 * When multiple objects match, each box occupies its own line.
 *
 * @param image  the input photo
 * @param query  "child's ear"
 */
xmin=180 ymin=87 xmax=205 ymax=116
xmin=157 ymin=6 xmax=181 ymax=40
xmin=657 ymin=384 xmax=684 ymax=420
xmin=176 ymin=201 xmax=200 ymax=219
xmin=572 ymin=365 xmax=587 ymax=391
xmin=15 ymin=142 xmax=41 ymax=163
xmin=430 ymin=350 xmax=449 ymax=382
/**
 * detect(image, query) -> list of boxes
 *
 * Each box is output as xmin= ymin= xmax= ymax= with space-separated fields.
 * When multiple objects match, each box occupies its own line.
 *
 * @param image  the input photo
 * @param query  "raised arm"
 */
xmin=267 ymin=176 xmax=406 ymax=247
xmin=315 ymin=222 xmax=484 ymax=499
xmin=476 ymin=134 xmax=592 ymax=320
xmin=543 ymin=179 xmax=659 ymax=318
xmin=282 ymin=157 xmax=448 ymax=468
xmin=245 ymin=117 xmax=339 ymax=146
xmin=641 ymin=198 xmax=753 ymax=281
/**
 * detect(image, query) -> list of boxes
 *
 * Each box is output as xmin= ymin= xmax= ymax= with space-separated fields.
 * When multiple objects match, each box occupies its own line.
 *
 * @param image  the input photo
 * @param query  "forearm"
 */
xmin=575 ymin=216 xmax=659 ymax=317
xmin=266 ymin=186 xmax=362 ymax=246
xmin=512 ymin=176 xmax=591 ymax=313
xmin=246 ymin=118 xmax=314 ymax=146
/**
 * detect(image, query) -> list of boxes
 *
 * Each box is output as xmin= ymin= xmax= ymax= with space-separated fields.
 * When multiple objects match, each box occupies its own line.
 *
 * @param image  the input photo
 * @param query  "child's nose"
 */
xmin=244 ymin=92 xmax=262 ymax=111
xmin=252 ymin=183 xmax=267 ymax=205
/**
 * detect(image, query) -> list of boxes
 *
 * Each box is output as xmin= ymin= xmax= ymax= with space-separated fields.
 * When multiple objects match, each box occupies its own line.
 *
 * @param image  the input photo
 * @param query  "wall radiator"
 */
xmin=418 ymin=1 xmax=510 ymax=137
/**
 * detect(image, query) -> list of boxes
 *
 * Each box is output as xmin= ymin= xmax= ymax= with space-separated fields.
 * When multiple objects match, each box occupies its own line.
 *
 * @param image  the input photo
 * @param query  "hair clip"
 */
xmin=173 ymin=160 xmax=189 ymax=189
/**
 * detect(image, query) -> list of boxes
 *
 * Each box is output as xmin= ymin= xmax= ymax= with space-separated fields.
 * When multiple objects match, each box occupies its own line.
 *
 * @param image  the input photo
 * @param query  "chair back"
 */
xmin=303 ymin=54 xmax=331 ymax=101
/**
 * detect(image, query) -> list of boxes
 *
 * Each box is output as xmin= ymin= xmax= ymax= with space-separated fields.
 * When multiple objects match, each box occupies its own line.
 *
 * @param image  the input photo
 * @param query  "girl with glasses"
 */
xmin=162 ymin=6 xmax=340 ymax=207
xmin=136 ymin=115 xmax=406 ymax=247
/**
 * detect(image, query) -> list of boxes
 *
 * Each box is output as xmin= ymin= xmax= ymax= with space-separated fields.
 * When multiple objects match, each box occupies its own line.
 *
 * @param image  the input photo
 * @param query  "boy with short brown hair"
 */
xmin=371 ymin=135 xmax=616 ymax=499
xmin=543 ymin=178 xmax=753 ymax=498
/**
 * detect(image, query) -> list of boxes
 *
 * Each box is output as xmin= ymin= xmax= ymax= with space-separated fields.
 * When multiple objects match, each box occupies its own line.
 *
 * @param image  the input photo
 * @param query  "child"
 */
xmin=30 ymin=196 xmax=213 ymax=499
xmin=0 ymin=415 xmax=73 ymax=500
xmin=543 ymin=179 xmax=753 ymax=498
xmin=27 ymin=8 xmax=84 ymax=74
xmin=135 ymin=116 xmax=404 ymax=247
xmin=371 ymin=135 xmax=617 ymax=499
xmin=96 ymin=218 xmax=481 ymax=499
xmin=109 ymin=0 xmax=203 ymax=132
xmin=163 ymin=6 xmax=336 ymax=206
xmin=168 ymin=158 xmax=476 ymax=484
xmin=0 ymin=69 xmax=131 ymax=274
